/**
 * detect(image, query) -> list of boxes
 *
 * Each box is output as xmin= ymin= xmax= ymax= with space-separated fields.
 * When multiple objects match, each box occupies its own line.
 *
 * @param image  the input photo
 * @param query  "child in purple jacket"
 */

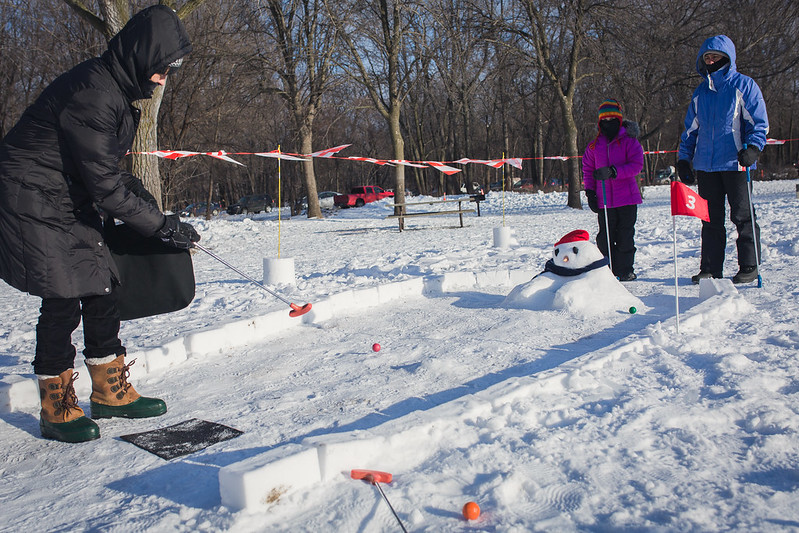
xmin=582 ymin=99 xmax=645 ymax=281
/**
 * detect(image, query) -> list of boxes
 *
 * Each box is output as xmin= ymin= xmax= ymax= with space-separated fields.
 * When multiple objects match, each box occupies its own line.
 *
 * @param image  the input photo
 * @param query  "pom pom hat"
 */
xmin=598 ymin=99 xmax=623 ymax=124
xmin=555 ymin=229 xmax=590 ymax=247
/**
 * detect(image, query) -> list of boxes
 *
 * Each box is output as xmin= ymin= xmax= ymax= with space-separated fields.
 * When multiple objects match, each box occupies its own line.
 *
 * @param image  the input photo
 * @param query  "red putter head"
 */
xmin=289 ymin=303 xmax=312 ymax=317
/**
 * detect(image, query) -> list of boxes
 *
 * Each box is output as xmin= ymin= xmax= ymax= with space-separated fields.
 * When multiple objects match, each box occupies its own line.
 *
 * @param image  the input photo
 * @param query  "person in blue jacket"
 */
xmin=677 ymin=35 xmax=768 ymax=285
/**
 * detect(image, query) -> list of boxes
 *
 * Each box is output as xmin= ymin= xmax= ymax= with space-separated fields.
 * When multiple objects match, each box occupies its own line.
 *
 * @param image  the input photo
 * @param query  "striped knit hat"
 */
xmin=598 ymin=99 xmax=623 ymax=124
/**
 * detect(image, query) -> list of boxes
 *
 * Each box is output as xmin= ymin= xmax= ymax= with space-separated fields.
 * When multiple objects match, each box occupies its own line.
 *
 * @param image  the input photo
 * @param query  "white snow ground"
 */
xmin=2 ymin=180 xmax=799 ymax=532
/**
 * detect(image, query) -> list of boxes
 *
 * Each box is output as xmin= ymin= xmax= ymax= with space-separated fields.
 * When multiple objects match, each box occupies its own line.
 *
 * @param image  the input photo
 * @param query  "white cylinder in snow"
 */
xmin=263 ymin=257 xmax=296 ymax=286
xmin=493 ymin=227 xmax=517 ymax=249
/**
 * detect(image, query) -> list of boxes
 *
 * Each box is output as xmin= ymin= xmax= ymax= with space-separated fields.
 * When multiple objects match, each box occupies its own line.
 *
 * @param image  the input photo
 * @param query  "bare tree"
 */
xmin=326 ymin=0 xmax=424 ymax=218
xmin=241 ymin=0 xmax=340 ymax=218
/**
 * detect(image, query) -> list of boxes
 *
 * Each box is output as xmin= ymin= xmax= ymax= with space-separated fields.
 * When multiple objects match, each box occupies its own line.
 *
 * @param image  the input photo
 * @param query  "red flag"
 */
xmin=670 ymin=181 xmax=709 ymax=222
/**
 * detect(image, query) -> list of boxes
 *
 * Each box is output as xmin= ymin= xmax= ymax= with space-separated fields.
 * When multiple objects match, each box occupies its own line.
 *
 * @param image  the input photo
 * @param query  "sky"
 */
xmin=2 ymin=179 xmax=799 ymax=532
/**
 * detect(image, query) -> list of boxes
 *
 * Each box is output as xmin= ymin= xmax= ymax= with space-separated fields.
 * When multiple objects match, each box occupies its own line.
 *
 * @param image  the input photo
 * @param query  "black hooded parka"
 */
xmin=0 ymin=5 xmax=192 ymax=299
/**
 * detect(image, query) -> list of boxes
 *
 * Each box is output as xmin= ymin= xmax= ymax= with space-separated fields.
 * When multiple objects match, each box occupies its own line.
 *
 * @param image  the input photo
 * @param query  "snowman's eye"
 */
xmin=573 ymin=246 xmax=579 ymax=254
xmin=554 ymin=248 xmax=560 ymax=256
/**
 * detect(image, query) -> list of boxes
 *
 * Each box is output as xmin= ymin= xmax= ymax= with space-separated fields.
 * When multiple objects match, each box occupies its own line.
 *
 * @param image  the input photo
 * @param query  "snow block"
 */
xmin=0 ymin=374 xmax=39 ymax=413
xmin=426 ymin=272 xmax=477 ymax=294
xmin=184 ymin=327 xmax=232 ymax=357
xmin=138 ymin=338 xmax=188 ymax=374
xmin=304 ymin=298 xmax=335 ymax=323
xmin=256 ymin=309 xmax=298 ymax=333
xmin=377 ymin=278 xmax=425 ymax=304
xmin=304 ymin=430 xmax=387 ymax=482
xmin=475 ymin=269 xmax=510 ymax=288
xmin=219 ymin=444 xmax=321 ymax=511
xmin=350 ymin=286 xmax=380 ymax=309
xmin=698 ymin=277 xmax=737 ymax=300
xmin=324 ymin=290 xmax=357 ymax=314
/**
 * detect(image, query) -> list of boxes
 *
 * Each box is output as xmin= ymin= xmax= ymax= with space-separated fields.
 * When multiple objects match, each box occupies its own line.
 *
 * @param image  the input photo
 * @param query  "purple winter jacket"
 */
xmin=582 ymin=124 xmax=644 ymax=209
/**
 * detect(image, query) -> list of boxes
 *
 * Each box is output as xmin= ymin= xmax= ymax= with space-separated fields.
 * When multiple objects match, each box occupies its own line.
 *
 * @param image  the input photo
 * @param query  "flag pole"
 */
xmin=672 ymin=215 xmax=680 ymax=334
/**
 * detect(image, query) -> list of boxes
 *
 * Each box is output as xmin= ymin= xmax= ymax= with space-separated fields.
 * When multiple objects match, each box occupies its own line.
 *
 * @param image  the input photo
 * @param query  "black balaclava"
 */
xmin=599 ymin=119 xmax=621 ymax=140
xmin=705 ymin=55 xmax=730 ymax=73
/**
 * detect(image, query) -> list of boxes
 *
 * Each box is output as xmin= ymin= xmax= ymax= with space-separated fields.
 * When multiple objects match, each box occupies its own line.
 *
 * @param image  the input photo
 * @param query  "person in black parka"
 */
xmin=0 ymin=6 xmax=199 ymax=443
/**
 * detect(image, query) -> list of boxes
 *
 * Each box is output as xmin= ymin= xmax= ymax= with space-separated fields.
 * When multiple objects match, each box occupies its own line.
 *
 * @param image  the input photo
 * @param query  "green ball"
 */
xmin=629 ymin=306 xmax=637 ymax=314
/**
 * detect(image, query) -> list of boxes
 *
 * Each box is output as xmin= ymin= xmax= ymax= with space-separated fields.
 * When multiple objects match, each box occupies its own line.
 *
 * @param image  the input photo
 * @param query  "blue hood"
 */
xmin=695 ymin=35 xmax=737 ymax=77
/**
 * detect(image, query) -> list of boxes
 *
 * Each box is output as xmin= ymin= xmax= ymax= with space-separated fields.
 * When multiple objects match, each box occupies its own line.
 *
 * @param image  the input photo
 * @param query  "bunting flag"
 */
xmin=670 ymin=180 xmax=709 ymax=222
xmin=345 ymin=156 xmax=391 ymax=165
xmin=206 ymin=151 xmax=245 ymax=166
xmin=151 ymin=150 xmax=200 ymax=159
xmin=253 ymin=150 xmax=309 ymax=161
xmin=309 ymin=144 xmax=351 ymax=157
xmin=424 ymin=161 xmax=462 ymax=175
xmin=389 ymin=160 xmax=429 ymax=168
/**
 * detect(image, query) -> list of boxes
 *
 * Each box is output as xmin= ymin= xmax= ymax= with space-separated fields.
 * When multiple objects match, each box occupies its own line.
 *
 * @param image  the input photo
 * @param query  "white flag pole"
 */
xmin=673 ymin=216 xmax=680 ymax=334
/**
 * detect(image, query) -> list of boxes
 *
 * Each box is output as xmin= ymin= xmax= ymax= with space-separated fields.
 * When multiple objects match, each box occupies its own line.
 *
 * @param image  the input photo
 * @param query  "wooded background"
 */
xmin=2 ymin=0 xmax=798 ymax=216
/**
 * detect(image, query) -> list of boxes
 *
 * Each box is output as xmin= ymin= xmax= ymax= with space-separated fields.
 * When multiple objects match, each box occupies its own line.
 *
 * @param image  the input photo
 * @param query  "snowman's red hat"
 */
xmin=555 ymin=229 xmax=590 ymax=247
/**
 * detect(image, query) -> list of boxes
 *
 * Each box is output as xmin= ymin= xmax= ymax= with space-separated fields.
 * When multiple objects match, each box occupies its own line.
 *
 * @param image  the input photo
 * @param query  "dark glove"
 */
xmin=676 ymin=159 xmax=695 ymax=185
xmin=737 ymin=146 xmax=761 ymax=168
xmin=156 ymin=214 xmax=200 ymax=250
xmin=585 ymin=189 xmax=599 ymax=213
xmin=593 ymin=166 xmax=617 ymax=181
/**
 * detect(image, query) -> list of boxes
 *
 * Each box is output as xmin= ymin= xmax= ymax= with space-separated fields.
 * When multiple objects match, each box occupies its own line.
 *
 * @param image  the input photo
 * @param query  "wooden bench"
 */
xmin=386 ymin=198 xmax=475 ymax=231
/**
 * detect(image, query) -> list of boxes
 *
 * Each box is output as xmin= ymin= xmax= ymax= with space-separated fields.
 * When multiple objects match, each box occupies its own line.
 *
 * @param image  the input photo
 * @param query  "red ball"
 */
xmin=462 ymin=501 xmax=480 ymax=520
xmin=372 ymin=343 xmax=381 ymax=352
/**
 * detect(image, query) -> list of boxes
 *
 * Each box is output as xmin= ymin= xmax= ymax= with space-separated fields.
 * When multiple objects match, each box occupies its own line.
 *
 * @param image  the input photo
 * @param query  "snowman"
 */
xmin=503 ymin=229 xmax=643 ymax=316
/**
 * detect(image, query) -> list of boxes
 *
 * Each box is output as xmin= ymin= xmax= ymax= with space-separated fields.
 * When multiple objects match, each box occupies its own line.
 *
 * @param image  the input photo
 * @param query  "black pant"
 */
xmin=33 ymin=293 xmax=125 ymax=376
xmin=596 ymin=204 xmax=638 ymax=277
xmin=696 ymin=170 xmax=760 ymax=274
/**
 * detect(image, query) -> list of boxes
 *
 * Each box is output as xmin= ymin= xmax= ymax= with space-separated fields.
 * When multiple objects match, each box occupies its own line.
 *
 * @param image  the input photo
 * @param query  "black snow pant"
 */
xmin=696 ymin=170 xmax=760 ymax=275
xmin=596 ymin=204 xmax=638 ymax=277
xmin=33 ymin=292 xmax=125 ymax=376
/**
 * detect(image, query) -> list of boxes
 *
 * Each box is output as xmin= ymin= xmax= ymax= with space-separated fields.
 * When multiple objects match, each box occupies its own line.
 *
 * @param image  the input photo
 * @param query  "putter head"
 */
xmin=289 ymin=303 xmax=312 ymax=317
xmin=351 ymin=469 xmax=392 ymax=484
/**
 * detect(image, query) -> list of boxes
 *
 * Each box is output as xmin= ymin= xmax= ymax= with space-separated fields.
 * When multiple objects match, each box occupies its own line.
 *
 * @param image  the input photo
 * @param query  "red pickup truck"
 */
xmin=334 ymin=186 xmax=394 ymax=208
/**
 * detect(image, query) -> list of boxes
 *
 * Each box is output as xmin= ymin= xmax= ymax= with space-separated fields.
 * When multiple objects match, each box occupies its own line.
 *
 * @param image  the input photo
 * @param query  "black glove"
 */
xmin=585 ymin=189 xmax=599 ymax=213
xmin=676 ymin=159 xmax=695 ymax=185
xmin=737 ymin=146 xmax=761 ymax=168
xmin=156 ymin=214 xmax=200 ymax=250
xmin=593 ymin=166 xmax=617 ymax=181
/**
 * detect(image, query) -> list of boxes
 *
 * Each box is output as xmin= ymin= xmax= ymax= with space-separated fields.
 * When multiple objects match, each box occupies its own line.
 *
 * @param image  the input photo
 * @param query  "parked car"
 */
xmin=180 ymin=202 xmax=221 ymax=217
xmin=490 ymin=179 xmax=520 ymax=191
xmin=296 ymin=191 xmax=341 ymax=211
xmin=512 ymin=179 xmax=536 ymax=192
xmin=226 ymin=194 xmax=273 ymax=215
xmin=334 ymin=186 xmax=394 ymax=208
xmin=654 ymin=166 xmax=676 ymax=184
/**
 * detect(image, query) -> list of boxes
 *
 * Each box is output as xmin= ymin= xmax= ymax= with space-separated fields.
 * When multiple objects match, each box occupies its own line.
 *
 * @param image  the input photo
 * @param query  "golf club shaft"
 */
xmin=374 ymin=482 xmax=408 ymax=533
xmin=600 ymin=180 xmax=613 ymax=274
xmin=193 ymin=243 xmax=293 ymax=306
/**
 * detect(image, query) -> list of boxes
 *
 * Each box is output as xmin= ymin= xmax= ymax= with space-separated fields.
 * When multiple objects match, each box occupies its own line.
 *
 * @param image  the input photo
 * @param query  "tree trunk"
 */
xmin=389 ymin=107 xmax=406 ymax=218
xmin=559 ymin=98 xmax=582 ymax=209
xmin=299 ymin=118 xmax=322 ymax=219
xmin=132 ymin=85 xmax=165 ymax=209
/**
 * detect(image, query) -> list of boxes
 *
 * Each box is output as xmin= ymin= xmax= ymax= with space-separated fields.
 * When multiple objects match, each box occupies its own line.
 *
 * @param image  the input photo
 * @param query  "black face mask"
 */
xmin=599 ymin=119 xmax=620 ymax=140
xmin=705 ymin=56 xmax=729 ymax=74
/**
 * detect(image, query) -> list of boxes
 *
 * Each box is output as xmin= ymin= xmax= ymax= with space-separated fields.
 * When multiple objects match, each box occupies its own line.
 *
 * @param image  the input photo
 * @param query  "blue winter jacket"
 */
xmin=678 ymin=35 xmax=769 ymax=171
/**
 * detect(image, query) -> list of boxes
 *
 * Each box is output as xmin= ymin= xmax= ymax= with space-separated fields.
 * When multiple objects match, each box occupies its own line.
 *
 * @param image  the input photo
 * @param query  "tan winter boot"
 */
xmin=85 ymin=354 xmax=166 ymax=419
xmin=39 ymin=369 xmax=100 ymax=443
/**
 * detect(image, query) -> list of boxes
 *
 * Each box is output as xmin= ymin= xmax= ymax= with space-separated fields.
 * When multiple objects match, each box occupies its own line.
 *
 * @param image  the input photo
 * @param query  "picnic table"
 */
xmin=386 ymin=198 xmax=476 ymax=231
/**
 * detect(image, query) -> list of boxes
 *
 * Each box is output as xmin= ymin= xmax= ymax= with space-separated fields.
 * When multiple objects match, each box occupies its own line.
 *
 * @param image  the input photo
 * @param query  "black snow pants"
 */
xmin=33 ymin=292 xmax=125 ymax=376
xmin=696 ymin=170 xmax=760 ymax=275
xmin=596 ymin=204 xmax=638 ymax=277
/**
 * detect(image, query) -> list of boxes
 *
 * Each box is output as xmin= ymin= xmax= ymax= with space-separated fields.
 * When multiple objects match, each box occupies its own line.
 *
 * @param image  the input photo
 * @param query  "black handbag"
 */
xmin=105 ymin=221 xmax=195 ymax=321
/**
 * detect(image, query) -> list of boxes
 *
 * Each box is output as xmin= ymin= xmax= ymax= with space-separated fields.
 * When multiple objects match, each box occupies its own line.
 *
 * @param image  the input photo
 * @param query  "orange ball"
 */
xmin=462 ymin=501 xmax=480 ymax=520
